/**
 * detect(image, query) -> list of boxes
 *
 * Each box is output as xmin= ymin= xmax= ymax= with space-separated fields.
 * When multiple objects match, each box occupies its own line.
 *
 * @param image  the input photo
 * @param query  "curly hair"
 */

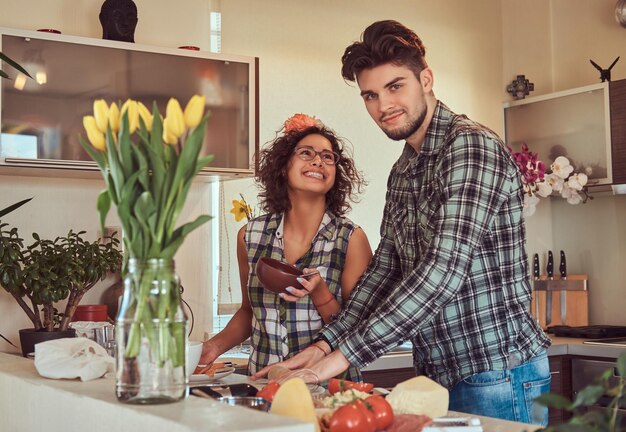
xmin=256 ymin=126 xmax=365 ymax=216
xmin=341 ymin=20 xmax=428 ymax=83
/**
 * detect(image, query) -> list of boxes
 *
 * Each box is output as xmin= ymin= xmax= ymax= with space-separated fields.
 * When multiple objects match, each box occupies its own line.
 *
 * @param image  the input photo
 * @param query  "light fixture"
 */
xmin=21 ymin=48 xmax=47 ymax=88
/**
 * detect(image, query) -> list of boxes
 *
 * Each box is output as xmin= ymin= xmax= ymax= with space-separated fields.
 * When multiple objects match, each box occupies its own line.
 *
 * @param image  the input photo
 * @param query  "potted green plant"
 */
xmin=0 ymin=205 xmax=123 ymax=355
xmin=536 ymin=351 xmax=626 ymax=431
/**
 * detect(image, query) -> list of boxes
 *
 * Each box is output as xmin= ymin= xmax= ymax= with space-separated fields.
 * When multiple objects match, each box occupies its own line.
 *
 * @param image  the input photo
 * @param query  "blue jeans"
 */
xmin=449 ymin=351 xmax=550 ymax=426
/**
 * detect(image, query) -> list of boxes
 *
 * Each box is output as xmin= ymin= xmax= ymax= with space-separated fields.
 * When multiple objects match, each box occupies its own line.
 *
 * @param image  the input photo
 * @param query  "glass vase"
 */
xmin=115 ymin=258 xmax=188 ymax=404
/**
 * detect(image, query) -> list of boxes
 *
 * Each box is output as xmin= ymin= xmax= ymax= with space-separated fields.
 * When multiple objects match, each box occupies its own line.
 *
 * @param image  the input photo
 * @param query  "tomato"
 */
xmin=328 ymin=402 xmax=373 ymax=432
xmin=328 ymin=378 xmax=375 ymax=395
xmin=353 ymin=399 xmax=377 ymax=432
xmin=256 ymin=381 xmax=280 ymax=403
xmin=365 ymin=395 xmax=394 ymax=430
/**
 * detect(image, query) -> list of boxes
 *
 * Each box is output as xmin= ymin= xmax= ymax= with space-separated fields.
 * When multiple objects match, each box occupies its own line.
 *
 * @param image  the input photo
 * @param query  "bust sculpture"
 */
xmin=99 ymin=0 xmax=138 ymax=43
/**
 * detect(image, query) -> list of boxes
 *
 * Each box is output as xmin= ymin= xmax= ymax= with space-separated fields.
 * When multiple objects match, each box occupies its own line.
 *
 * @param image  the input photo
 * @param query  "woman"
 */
xmin=200 ymin=113 xmax=372 ymax=381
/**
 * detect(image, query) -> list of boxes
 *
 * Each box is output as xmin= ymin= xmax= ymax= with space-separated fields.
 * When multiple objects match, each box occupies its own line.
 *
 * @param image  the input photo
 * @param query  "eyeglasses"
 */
xmin=293 ymin=146 xmax=340 ymax=165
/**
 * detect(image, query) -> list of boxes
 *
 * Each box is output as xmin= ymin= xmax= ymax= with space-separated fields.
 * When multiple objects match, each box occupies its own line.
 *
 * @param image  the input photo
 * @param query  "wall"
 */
xmin=502 ymin=0 xmax=626 ymax=325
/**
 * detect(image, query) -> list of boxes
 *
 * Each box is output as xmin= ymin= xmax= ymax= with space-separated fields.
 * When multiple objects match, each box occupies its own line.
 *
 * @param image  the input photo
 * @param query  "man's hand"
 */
xmin=252 ymin=343 xmax=350 ymax=385
xmin=252 ymin=342 xmax=326 ymax=380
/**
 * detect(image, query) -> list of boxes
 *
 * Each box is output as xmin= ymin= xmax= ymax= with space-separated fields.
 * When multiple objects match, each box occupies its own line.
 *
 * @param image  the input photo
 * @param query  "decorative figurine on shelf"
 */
xmin=590 ymin=57 xmax=620 ymax=82
xmin=99 ymin=0 xmax=138 ymax=43
xmin=506 ymin=74 xmax=535 ymax=100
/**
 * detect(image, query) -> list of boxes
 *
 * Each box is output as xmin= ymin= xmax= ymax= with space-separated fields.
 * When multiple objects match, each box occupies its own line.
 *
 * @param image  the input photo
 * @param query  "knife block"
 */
xmin=530 ymin=274 xmax=588 ymax=329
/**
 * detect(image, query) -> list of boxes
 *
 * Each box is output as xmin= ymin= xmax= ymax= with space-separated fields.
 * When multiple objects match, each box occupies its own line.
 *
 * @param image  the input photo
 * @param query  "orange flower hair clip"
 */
xmin=282 ymin=113 xmax=323 ymax=134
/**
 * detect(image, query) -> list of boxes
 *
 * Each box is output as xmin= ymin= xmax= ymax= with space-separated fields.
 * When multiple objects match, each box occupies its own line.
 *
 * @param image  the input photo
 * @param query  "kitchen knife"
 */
xmin=546 ymin=251 xmax=554 ymax=326
xmin=533 ymin=253 xmax=540 ymax=321
xmin=560 ymin=250 xmax=567 ymax=324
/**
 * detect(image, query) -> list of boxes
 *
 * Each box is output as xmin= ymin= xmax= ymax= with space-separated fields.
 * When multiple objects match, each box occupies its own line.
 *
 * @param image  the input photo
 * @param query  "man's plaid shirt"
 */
xmin=320 ymin=101 xmax=550 ymax=388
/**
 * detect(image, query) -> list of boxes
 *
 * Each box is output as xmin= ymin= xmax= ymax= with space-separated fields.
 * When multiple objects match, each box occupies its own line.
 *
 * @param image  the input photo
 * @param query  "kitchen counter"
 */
xmin=363 ymin=334 xmax=626 ymax=371
xmin=0 ymin=352 xmax=537 ymax=432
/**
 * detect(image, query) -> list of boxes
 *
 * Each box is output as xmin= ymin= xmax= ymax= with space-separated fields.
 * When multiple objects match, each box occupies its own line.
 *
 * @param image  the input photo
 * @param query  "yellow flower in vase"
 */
xmin=80 ymin=95 xmax=214 ymax=404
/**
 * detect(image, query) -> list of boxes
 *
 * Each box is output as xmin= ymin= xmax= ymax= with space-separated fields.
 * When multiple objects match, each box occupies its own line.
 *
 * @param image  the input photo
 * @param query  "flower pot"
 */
xmin=72 ymin=304 xmax=108 ymax=322
xmin=115 ymin=258 xmax=188 ymax=404
xmin=18 ymin=328 xmax=76 ymax=357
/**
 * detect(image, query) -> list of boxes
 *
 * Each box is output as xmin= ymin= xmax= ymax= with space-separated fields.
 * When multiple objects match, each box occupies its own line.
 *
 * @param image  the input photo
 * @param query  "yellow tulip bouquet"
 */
xmin=81 ymin=96 xmax=213 ymax=401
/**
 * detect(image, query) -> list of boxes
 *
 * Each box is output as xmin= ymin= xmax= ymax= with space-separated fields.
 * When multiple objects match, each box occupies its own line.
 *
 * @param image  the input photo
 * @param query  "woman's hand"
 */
xmin=199 ymin=339 xmax=221 ymax=367
xmin=278 ymin=267 xmax=326 ymax=302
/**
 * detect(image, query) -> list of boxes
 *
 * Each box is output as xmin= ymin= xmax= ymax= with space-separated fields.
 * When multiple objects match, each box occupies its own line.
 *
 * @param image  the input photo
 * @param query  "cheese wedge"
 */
xmin=386 ymin=375 xmax=449 ymax=418
xmin=269 ymin=378 xmax=320 ymax=432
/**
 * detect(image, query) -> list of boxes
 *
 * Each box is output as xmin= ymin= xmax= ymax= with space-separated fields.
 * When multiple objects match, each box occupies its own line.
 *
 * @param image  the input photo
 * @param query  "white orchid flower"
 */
xmin=523 ymin=194 xmax=540 ymax=217
xmin=551 ymin=156 xmax=574 ymax=179
xmin=568 ymin=173 xmax=588 ymax=191
xmin=544 ymin=173 xmax=564 ymax=192
xmin=560 ymin=183 xmax=583 ymax=204
xmin=536 ymin=180 xmax=553 ymax=198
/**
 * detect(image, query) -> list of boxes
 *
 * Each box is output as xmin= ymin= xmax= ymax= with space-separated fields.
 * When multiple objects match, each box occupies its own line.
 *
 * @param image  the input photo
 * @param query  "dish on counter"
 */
xmin=189 ymin=366 xmax=236 ymax=384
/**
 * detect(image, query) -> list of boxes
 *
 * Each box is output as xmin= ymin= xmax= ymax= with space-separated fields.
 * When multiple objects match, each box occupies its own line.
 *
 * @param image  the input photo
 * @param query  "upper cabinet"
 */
xmin=0 ymin=27 xmax=259 ymax=180
xmin=503 ymin=82 xmax=612 ymax=187
xmin=503 ymin=80 xmax=626 ymax=192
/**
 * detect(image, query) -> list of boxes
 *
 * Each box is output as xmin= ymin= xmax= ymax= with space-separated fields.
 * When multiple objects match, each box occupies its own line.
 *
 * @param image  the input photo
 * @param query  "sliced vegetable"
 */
xmin=256 ymin=380 xmax=281 ymax=403
xmin=328 ymin=378 xmax=375 ymax=395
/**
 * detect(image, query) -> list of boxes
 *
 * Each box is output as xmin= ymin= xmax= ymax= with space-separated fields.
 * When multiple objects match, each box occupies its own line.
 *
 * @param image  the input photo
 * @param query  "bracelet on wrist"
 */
xmin=314 ymin=295 xmax=335 ymax=308
xmin=310 ymin=344 xmax=329 ymax=356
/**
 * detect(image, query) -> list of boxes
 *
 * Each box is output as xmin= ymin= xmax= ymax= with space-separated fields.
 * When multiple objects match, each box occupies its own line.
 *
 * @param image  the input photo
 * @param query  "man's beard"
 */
xmin=381 ymin=106 xmax=427 ymax=141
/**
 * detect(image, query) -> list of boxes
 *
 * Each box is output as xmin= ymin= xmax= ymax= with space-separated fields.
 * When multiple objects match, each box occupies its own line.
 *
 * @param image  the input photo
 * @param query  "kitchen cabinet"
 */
xmin=609 ymin=79 xmax=626 ymax=185
xmin=504 ymin=82 xmax=613 ymax=188
xmin=548 ymin=355 xmax=572 ymax=425
xmin=361 ymin=367 xmax=416 ymax=390
xmin=0 ymin=27 xmax=259 ymax=180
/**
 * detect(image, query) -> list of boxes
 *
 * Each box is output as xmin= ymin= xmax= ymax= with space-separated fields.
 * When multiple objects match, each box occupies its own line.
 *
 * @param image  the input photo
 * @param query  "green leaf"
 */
xmin=535 ymin=393 xmax=574 ymax=410
xmin=118 ymin=111 xmax=134 ymax=178
xmin=0 ymin=197 xmax=33 ymax=218
xmin=616 ymin=352 xmax=626 ymax=378
xmin=0 ymin=52 xmax=32 ymax=78
xmin=194 ymin=154 xmax=215 ymax=176
xmin=105 ymin=129 xmax=124 ymax=200
xmin=170 ymin=215 xmax=212 ymax=244
xmin=96 ymin=190 xmax=111 ymax=234
xmin=570 ymin=384 xmax=605 ymax=409
xmin=79 ymin=136 xmax=106 ymax=170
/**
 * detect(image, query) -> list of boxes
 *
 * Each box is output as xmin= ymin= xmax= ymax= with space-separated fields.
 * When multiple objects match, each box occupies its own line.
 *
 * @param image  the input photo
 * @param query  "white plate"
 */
xmin=189 ymin=366 xmax=236 ymax=384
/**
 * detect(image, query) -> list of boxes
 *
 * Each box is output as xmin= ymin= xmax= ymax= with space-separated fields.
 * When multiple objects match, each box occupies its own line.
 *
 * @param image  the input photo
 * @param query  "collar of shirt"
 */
xmin=265 ymin=211 xmax=336 ymax=242
xmin=396 ymin=100 xmax=454 ymax=175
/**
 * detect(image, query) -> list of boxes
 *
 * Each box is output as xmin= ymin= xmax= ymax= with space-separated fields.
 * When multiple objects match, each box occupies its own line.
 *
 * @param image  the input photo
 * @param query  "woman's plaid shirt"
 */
xmin=245 ymin=211 xmax=361 ymax=381
xmin=320 ymin=102 xmax=550 ymax=388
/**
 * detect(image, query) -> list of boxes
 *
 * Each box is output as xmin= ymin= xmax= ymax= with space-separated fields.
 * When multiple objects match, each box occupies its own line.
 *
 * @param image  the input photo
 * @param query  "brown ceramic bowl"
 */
xmin=255 ymin=257 xmax=318 ymax=294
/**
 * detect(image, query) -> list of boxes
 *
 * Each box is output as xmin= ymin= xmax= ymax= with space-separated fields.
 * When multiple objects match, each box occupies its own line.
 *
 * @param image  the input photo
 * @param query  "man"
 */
xmin=255 ymin=20 xmax=551 ymax=425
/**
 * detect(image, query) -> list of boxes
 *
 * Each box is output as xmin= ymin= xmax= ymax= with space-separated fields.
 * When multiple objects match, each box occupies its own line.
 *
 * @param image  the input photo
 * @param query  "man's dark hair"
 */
xmin=256 ymin=126 xmax=365 ymax=216
xmin=341 ymin=20 xmax=428 ymax=82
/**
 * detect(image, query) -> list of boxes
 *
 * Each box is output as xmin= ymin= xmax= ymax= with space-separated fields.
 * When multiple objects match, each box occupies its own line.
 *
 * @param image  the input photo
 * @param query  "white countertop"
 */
xmin=0 ymin=351 xmax=537 ymax=432
xmin=0 ymin=352 xmax=313 ymax=432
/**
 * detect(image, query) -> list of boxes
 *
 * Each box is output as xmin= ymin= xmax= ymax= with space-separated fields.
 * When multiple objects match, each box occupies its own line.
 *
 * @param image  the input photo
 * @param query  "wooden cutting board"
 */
xmin=530 ymin=274 xmax=588 ymax=329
